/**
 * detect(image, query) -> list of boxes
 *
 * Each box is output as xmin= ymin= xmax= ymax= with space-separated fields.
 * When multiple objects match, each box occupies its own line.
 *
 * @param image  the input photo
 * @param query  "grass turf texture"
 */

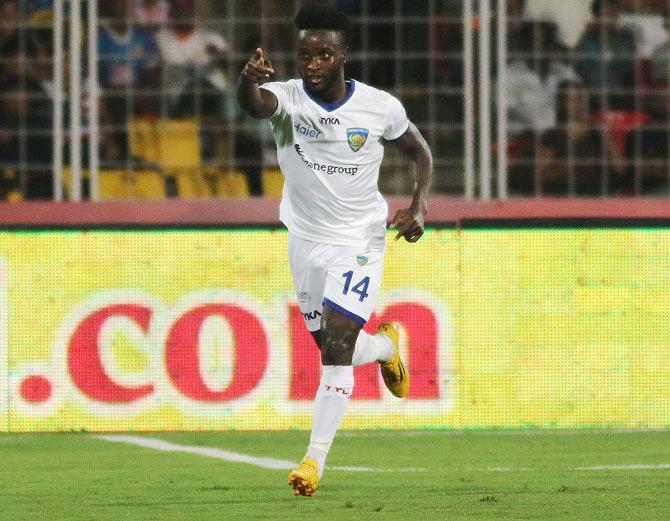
xmin=1 ymin=430 xmax=669 ymax=520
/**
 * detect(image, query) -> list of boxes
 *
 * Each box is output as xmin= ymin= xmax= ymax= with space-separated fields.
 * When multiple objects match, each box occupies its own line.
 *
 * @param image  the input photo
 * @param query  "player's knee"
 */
xmin=320 ymin=327 xmax=356 ymax=365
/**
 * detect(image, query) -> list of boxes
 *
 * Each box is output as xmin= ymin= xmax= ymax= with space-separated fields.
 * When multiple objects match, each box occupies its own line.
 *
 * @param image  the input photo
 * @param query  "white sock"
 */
xmin=306 ymin=365 xmax=354 ymax=478
xmin=351 ymin=330 xmax=394 ymax=366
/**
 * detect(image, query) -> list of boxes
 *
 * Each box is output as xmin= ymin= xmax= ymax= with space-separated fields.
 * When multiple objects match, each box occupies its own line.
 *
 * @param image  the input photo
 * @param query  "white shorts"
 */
xmin=288 ymin=233 xmax=385 ymax=332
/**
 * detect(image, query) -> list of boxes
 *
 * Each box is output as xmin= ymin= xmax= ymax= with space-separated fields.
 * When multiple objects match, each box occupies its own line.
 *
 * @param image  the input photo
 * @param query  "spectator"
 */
xmin=650 ymin=8 xmax=670 ymax=86
xmin=0 ymin=78 xmax=53 ymax=199
xmin=619 ymin=8 xmax=668 ymax=59
xmin=624 ymin=90 xmax=670 ymax=195
xmin=0 ymin=0 xmax=17 ymax=48
xmin=156 ymin=0 xmax=263 ymax=195
xmin=134 ymin=0 xmax=170 ymax=35
xmin=574 ymin=0 xmax=637 ymax=111
xmin=530 ymin=82 xmax=615 ymax=195
xmin=0 ymin=0 xmax=51 ymax=85
xmin=505 ymin=22 xmax=578 ymax=137
xmin=98 ymin=0 xmax=159 ymax=166
xmin=525 ymin=0 xmax=592 ymax=48
xmin=156 ymin=0 xmax=228 ymax=117
xmin=98 ymin=0 xmax=158 ymax=91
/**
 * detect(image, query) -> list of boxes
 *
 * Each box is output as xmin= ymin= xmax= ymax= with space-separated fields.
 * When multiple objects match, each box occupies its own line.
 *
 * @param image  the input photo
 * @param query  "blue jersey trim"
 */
xmin=302 ymin=80 xmax=356 ymax=112
xmin=322 ymin=298 xmax=366 ymax=326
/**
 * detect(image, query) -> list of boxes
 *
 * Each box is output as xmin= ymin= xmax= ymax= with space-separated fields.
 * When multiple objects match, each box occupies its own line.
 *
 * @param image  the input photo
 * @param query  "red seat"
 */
xmin=590 ymin=110 xmax=651 ymax=154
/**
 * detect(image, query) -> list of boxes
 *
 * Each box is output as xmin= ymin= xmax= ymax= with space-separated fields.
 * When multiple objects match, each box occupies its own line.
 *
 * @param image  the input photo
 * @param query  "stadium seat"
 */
xmin=98 ymin=170 xmax=128 ymax=199
xmin=63 ymin=168 xmax=166 ymax=200
xmin=133 ymin=170 xmax=166 ymax=199
xmin=262 ymin=169 xmax=284 ymax=198
xmin=152 ymin=118 xmax=207 ymax=198
xmin=7 ymin=189 xmax=22 ymax=203
xmin=173 ymin=170 xmax=209 ymax=198
xmin=128 ymin=118 xmax=160 ymax=163
xmin=155 ymin=118 xmax=201 ymax=170
xmin=591 ymin=110 xmax=651 ymax=155
xmin=216 ymin=170 xmax=250 ymax=198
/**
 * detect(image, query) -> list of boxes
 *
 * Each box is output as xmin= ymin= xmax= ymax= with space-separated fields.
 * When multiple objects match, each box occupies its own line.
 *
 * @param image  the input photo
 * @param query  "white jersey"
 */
xmin=260 ymin=79 xmax=409 ymax=249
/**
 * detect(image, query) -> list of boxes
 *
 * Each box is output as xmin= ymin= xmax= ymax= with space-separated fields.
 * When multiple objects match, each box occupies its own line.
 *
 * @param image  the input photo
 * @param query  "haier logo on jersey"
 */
xmin=320 ymin=116 xmax=340 ymax=125
xmin=294 ymin=122 xmax=321 ymax=140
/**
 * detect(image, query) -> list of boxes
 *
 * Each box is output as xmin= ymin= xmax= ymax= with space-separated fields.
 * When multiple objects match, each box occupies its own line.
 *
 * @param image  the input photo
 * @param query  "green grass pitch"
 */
xmin=1 ymin=430 xmax=669 ymax=520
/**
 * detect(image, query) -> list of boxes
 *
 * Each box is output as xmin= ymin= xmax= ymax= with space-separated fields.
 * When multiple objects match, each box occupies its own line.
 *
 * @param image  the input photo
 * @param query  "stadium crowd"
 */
xmin=0 ymin=0 xmax=669 ymax=199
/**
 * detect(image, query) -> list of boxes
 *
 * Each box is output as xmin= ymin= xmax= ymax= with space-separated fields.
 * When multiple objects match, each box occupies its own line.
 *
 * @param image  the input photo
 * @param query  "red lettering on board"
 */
xmin=68 ymin=304 xmax=154 ymax=403
xmin=165 ymin=304 xmax=269 ymax=401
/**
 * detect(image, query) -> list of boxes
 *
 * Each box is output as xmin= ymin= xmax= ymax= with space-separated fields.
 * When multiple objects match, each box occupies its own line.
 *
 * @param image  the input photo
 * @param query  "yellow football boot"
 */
xmin=377 ymin=322 xmax=410 ymax=398
xmin=288 ymin=457 xmax=320 ymax=497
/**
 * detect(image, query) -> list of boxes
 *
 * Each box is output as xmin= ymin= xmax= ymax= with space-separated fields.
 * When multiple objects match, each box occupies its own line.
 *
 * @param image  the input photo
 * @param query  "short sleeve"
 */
xmin=383 ymin=94 xmax=410 ymax=141
xmin=259 ymin=81 xmax=291 ymax=118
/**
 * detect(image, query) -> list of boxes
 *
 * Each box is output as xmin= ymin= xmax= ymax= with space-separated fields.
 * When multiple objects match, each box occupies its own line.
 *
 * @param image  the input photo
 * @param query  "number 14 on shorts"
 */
xmin=341 ymin=271 xmax=370 ymax=302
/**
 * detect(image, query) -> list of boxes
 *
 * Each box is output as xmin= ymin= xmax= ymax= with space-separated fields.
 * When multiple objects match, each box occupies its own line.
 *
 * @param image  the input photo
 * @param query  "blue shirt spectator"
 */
xmin=97 ymin=0 xmax=158 ymax=90
xmin=98 ymin=25 xmax=157 ymax=89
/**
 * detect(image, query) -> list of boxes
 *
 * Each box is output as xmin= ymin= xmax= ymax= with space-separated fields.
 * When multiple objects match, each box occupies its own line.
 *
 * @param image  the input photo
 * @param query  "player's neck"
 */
xmin=312 ymin=78 xmax=348 ymax=105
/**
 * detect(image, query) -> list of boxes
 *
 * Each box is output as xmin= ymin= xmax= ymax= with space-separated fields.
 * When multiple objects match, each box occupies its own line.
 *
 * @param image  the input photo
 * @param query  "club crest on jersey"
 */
xmin=347 ymin=128 xmax=369 ymax=152
xmin=356 ymin=255 xmax=369 ymax=266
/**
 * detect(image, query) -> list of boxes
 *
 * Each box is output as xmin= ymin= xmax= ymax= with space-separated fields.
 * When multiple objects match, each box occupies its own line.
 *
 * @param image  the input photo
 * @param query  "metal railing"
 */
xmin=0 ymin=0 xmax=668 ymax=200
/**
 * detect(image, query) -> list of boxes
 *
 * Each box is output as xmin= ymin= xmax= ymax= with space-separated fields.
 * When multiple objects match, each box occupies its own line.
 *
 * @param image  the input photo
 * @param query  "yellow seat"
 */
xmin=155 ymin=119 xmax=201 ymax=170
xmin=262 ymin=169 xmax=284 ymax=198
xmin=173 ymin=170 xmax=209 ymax=198
xmin=216 ymin=170 xmax=249 ymax=198
xmin=128 ymin=118 xmax=160 ymax=163
xmin=99 ymin=170 xmax=129 ymax=199
xmin=133 ymin=170 xmax=166 ymax=199
xmin=7 ymin=189 xmax=23 ymax=203
xmin=154 ymin=119 xmax=206 ymax=198
xmin=63 ymin=168 xmax=165 ymax=200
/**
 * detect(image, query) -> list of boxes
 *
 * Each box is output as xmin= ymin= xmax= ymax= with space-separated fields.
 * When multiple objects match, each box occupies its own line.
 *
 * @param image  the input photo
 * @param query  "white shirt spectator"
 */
xmin=524 ymin=0 xmax=592 ymax=48
xmin=620 ymin=13 xmax=669 ymax=58
xmin=156 ymin=27 xmax=229 ymax=91
xmin=505 ymin=60 xmax=580 ymax=136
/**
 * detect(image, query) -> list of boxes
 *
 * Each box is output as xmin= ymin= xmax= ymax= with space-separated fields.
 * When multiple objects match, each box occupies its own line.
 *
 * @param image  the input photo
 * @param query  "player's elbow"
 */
xmin=244 ymin=106 xmax=270 ymax=119
xmin=236 ymin=94 xmax=273 ymax=119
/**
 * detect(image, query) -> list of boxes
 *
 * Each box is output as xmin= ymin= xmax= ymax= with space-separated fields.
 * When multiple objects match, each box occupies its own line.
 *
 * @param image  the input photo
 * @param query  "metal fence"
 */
xmin=0 ymin=0 xmax=669 ymax=201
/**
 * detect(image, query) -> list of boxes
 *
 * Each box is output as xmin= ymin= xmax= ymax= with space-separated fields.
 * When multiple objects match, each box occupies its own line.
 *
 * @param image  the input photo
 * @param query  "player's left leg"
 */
xmin=289 ymin=306 xmax=359 ymax=496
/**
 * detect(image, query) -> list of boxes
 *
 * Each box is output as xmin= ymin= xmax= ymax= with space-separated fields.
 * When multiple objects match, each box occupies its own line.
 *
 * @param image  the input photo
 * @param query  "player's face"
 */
xmin=296 ymin=30 xmax=348 ymax=99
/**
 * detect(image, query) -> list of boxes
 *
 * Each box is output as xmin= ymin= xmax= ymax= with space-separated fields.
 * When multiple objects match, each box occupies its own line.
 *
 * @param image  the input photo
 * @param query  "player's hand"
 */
xmin=240 ymin=48 xmax=275 ymax=84
xmin=390 ymin=208 xmax=425 ymax=243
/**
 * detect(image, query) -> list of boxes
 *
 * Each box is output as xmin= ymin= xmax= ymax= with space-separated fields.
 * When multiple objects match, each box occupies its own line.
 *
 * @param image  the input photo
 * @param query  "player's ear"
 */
xmin=341 ymin=45 xmax=349 ymax=64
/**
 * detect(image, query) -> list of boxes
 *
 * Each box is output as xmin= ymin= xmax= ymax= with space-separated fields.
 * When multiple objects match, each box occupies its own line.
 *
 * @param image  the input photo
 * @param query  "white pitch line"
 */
xmin=95 ymin=435 xmax=669 ymax=474
xmin=575 ymin=464 xmax=670 ymax=471
xmin=339 ymin=428 xmax=670 ymax=438
xmin=95 ymin=435 xmax=426 ymax=473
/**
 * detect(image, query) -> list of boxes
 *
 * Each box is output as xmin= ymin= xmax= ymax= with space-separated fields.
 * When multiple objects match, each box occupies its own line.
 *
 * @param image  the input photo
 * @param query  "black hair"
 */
xmin=294 ymin=3 xmax=351 ymax=46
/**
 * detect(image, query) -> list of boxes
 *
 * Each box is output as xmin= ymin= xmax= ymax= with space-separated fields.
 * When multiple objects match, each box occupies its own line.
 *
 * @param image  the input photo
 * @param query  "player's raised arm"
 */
xmin=388 ymin=122 xmax=433 ymax=243
xmin=236 ymin=48 xmax=278 ymax=119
